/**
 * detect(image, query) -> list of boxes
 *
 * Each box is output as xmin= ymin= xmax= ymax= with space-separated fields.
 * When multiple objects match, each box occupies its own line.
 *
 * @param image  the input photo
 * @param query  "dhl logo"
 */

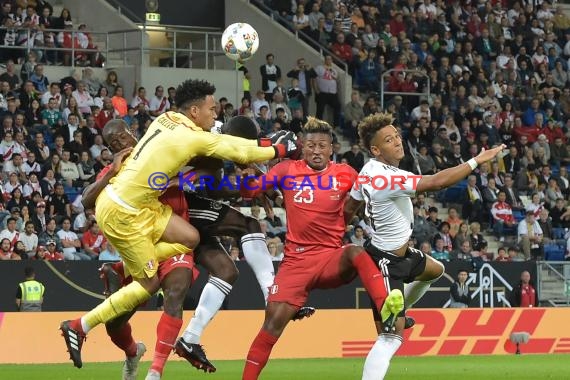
xmin=342 ymin=308 xmax=570 ymax=357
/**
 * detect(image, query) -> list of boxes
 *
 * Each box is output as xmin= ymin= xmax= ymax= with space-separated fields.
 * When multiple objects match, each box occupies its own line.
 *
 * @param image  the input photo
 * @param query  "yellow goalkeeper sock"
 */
xmin=82 ymin=281 xmax=151 ymax=333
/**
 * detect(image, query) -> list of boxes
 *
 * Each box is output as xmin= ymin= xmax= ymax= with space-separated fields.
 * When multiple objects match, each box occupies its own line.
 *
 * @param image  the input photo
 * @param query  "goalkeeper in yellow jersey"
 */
xmin=60 ymin=79 xmax=299 ymax=369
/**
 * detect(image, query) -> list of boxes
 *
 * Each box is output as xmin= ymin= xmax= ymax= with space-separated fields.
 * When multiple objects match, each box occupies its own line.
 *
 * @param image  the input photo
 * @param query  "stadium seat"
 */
xmin=544 ymin=244 xmax=566 ymax=261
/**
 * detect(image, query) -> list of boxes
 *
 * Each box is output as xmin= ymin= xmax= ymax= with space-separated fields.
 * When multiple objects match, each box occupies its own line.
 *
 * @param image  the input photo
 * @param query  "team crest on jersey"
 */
xmin=211 ymin=200 xmax=223 ymax=210
xmin=146 ymin=260 xmax=155 ymax=270
xmin=330 ymin=177 xmax=341 ymax=200
xmin=270 ymin=284 xmax=279 ymax=294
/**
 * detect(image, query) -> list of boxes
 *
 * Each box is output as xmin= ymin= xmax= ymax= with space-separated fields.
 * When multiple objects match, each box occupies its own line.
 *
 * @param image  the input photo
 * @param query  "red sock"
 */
xmin=69 ymin=318 xmax=85 ymax=335
xmin=107 ymin=322 xmax=137 ymax=357
xmin=353 ymin=252 xmax=388 ymax=309
xmin=151 ymin=313 xmax=183 ymax=375
xmin=242 ymin=329 xmax=279 ymax=380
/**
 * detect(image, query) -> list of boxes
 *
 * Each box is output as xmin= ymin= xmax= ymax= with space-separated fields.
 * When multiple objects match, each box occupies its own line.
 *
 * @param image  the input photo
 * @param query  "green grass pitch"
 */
xmin=2 ymin=355 xmax=567 ymax=379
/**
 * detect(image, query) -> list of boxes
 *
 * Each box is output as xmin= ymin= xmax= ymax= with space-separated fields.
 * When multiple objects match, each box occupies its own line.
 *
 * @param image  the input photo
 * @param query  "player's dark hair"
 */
xmin=175 ymin=79 xmax=216 ymax=111
xmin=223 ymin=116 xmax=258 ymax=139
xmin=358 ymin=112 xmax=395 ymax=151
xmin=303 ymin=116 xmax=332 ymax=139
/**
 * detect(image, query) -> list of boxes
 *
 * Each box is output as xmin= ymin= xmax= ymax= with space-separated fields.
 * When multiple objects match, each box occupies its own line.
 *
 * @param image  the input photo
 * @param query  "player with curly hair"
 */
xmin=344 ymin=113 xmax=505 ymax=379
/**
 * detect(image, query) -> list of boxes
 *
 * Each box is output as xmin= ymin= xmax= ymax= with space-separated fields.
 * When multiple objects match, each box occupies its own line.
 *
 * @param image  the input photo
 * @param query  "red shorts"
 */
xmin=112 ymin=254 xmax=199 ymax=287
xmin=157 ymin=253 xmax=200 ymax=283
xmin=160 ymin=187 xmax=189 ymax=220
xmin=267 ymin=246 xmax=356 ymax=308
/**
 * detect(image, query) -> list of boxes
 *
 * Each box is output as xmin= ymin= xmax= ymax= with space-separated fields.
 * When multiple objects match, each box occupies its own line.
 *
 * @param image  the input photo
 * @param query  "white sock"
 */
xmin=182 ymin=277 xmax=231 ymax=344
xmin=362 ymin=334 xmax=402 ymax=380
xmin=404 ymin=273 xmax=443 ymax=308
xmin=241 ymin=233 xmax=275 ymax=303
xmin=80 ymin=317 xmax=91 ymax=334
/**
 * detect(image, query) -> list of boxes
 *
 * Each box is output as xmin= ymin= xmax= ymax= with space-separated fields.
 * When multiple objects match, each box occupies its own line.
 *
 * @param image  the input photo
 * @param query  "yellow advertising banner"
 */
xmin=1 ymin=308 xmax=569 ymax=364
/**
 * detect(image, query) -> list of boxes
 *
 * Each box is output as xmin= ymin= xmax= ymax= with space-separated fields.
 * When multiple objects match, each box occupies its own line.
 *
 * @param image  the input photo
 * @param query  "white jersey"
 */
xmin=350 ymin=159 xmax=421 ymax=251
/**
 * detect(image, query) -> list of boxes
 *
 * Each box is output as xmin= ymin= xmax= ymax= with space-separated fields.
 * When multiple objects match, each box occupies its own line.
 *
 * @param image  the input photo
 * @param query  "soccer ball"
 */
xmin=221 ymin=23 xmax=259 ymax=62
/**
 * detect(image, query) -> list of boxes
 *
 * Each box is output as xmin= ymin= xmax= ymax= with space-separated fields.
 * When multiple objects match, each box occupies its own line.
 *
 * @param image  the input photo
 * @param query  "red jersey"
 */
xmin=520 ymin=284 xmax=536 ymax=307
xmin=258 ymin=160 xmax=357 ymax=255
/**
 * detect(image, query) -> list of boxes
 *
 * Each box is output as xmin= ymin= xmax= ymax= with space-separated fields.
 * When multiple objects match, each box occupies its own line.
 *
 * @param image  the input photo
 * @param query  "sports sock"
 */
xmin=362 ymin=334 xmax=403 ymax=380
xmin=241 ymin=233 xmax=275 ymax=302
xmin=353 ymin=252 xmax=388 ymax=310
xmin=404 ymin=275 xmax=443 ymax=308
xmin=81 ymin=281 xmax=151 ymax=333
xmin=181 ymin=277 xmax=231 ymax=344
xmin=106 ymin=322 xmax=137 ymax=357
xmin=242 ymin=329 xmax=279 ymax=380
xmin=150 ymin=313 xmax=183 ymax=375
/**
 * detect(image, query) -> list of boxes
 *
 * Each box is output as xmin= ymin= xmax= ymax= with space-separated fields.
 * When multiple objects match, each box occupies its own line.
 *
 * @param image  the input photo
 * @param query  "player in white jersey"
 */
xmin=344 ymin=113 xmax=505 ymax=380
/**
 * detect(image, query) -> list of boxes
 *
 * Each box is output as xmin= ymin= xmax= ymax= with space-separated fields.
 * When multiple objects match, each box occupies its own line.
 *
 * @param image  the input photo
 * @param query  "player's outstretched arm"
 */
xmin=194 ymin=130 xmax=298 ymax=164
xmin=416 ymin=145 xmax=506 ymax=193
xmin=81 ymin=147 xmax=133 ymax=209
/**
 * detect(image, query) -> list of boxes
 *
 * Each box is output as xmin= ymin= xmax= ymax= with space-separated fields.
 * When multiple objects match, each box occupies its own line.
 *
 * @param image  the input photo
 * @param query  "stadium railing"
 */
xmin=0 ymin=26 xmax=227 ymax=70
xmin=379 ymin=69 xmax=431 ymax=110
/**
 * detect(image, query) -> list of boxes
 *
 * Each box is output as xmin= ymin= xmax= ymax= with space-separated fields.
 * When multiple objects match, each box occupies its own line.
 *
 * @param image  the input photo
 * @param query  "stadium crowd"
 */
xmin=253 ymin=0 xmax=570 ymax=263
xmin=0 ymin=0 xmax=569 ymax=265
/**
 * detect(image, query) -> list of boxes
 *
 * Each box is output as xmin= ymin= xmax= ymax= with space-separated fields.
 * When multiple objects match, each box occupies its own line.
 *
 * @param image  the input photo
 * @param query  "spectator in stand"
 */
xmin=99 ymin=242 xmax=121 ymax=261
xmin=48 ymin=183 xmax=70 ymax=224
xmin=40 ymin=168 xmax=58 ymax=199
xmin=35 ymin=239 xmax=64 ymax=261
xmin=342 ymin=144 xmax=365 ymax=172
xmin=73 ymin=208 xmax=95 ymax=234
xmin=445 ymin=207 xmax=463 ymax=239
xmin=503 ymin=174 xmax=524 ymax=210
xmin=72 ymin=81 xmax=94 ymax=117
xmin=19 ymin=221 xmax=38 ymax=258
xmin=38 ymin=218 xmax=62 ymax=252
xmin=511 ymin=271 xmax=538 ymax=307
xmin=449 ymin=269 xmax=471 ymax=308
xmin=431 ymin=236 xmax=450 ymax=262
xmin=260 ymin=53 xmax=281 ymax=102
xmin=103 ymin=71 xmax=119 ymax=96
xmin=491 ymin=191 xmax=516 ymax=242
xmin=0 ymin=61 xmax=20 ymax=91
xmin=525 ymin=192 xmax=544 ymax=219
xmin=93 ymin=86 xmax=108 ymax=109
xmin=111 ymin=85 xmax=127 ymax=117
xmin=95 ymin=97 xmax=115 ymax=130
xmin=469 ymin=222 xmax=487 ymax=252
xmin=545 ymin=178 xmax=564 ymax=210
xmin=31 ymin=201 xmax=48 ymax=234
xmin=342 ymin=90 xmax=363 ymax=144
xmin=29 ymin=64 xmax=49 ymax=95
xmin=149 ymin=85 xmax=170 ymax=120
xmin=518 ymin=210 xmax=544 ymax=261
xmin=0 ymin=237 xmax=19 ymax=260
xmin=495 ymin=247 xmax=511 ymax=262
xmin=82 ymin=220 xmax=106 ymax=259
xmin=463 ymin=175 xmax=484 ymax=224
xmin=0 ymin=216 xmax=20 ymax=248
xmin=57 ymin=216 xmax=87 ymax=260
xmin=130 ymin=86 xmax=149 ymax=110
xmin=314 ymin=54 xmax=340 ymax=127
xmin=81 ymin=68 xmax=102 ymax=97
